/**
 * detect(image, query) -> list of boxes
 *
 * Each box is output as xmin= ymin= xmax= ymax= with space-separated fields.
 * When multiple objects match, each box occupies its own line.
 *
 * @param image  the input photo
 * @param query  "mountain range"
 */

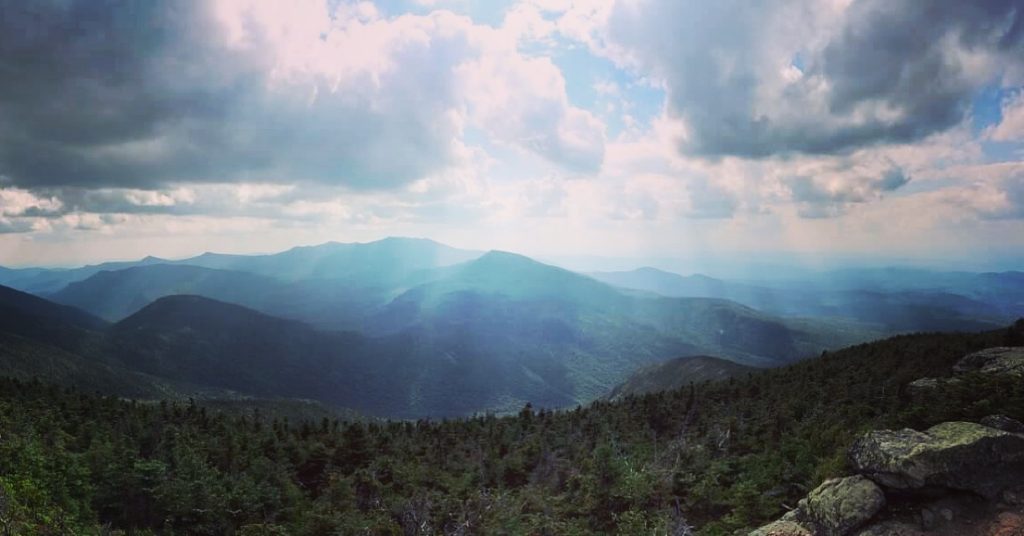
xmin=0 ymin=238 xmax=904 ymax=417
xmin=589 ymin=266 xmax=1022 ymax=332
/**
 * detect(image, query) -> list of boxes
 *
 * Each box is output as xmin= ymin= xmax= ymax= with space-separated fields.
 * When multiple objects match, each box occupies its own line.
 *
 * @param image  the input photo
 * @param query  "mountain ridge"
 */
xmin=607 ymin=354 xmax=757 ymax=400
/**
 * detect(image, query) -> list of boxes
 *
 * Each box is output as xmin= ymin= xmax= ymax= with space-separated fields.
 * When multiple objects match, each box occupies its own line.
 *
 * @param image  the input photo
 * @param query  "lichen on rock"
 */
xmin=952 ymin=347 xmax=1024 ymax=377
xmin=850 ymin=421 xmax=1024 ymax=499
xmin=981 ymin=414 xmax=1024 ymax=435
xmin=798 ymin=476 xmax=886 ymax=536
xmin=748 ymin=519 xmax=814 ymax=536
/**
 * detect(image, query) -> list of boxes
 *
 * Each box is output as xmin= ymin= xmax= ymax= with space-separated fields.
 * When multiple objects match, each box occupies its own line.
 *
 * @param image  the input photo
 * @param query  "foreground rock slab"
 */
xmin=749 ymin=476 xmax=885 ymax=536
xmin=751 ymin=419 xmax=1024 ymax=536
xmin=850 ymin=421 xmax=1024 ymax=499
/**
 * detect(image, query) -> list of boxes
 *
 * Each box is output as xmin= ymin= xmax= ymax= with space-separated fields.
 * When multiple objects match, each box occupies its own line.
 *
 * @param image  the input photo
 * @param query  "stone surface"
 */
xmin=851 ymin=421 xmax=1024 ymax=499
xmin=953 ymin=347 xmax=1024 ymax=377
xmin=921 ymin=507 xmax=936 ymax=530
xmin=798 ymin=476 xmax=886 ymax=535
xmin=988 ymin=512 xmax=1024 ymax=536
xmin=853 ymin=521 xmax=924 ymax=536
xmin=907 ymin=377 xmax=948 ymax=393
xmin=748 ymin=520 xmax=813 ymax=536
xmin=981 ymin=415 xmax=1024 ymax=435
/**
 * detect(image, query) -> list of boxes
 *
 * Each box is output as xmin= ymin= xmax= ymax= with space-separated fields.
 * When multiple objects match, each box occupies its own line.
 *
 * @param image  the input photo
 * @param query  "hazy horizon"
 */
xmin=5 ymin=234 xmax=1024 ymax=280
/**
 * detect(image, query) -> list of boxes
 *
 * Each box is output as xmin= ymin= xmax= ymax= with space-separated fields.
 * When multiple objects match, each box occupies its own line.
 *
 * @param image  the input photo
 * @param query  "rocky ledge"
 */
xmin=909 ymin=347 xmax=1024 ymax=394
xmin=750 ymin=347 xmax=1024 ymax=536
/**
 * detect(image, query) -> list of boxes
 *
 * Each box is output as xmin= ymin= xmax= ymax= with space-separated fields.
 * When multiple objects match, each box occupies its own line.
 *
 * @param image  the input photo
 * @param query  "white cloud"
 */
xmin=989 ymin=91 xmax=1024 ymax=142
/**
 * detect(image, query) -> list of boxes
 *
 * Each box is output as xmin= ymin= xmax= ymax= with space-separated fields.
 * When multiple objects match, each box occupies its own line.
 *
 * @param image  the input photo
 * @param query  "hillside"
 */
xmin=590 ymin=267 xmax=736 ymax=298
xmin=33 ymin=249 xmax=888 ymax=417
xmin=369 ymin=251 xmax=881 ymax=406
xmin=591 ymin=266 xmax=1014 ymax=332
xmin=106 ymin=295 xmax=394 ymax=405
xmin=607 ymin=355 xmax=757 ymax=400
xmin=0 ymin=284 xmax=382 ymax=417
xmin=4 ymin=244 xmax=885 ymax=419
xmin=50 ymin=264 xmax=290 ymax=321
xmin=0 ymin=284 xmax=241 ymax=399
xmin=1 ymin=322 xmax=1021 ymax=534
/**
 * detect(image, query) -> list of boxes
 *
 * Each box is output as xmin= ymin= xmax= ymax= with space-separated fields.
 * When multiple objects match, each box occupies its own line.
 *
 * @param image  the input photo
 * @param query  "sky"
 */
xmin=1 ymin=0 xmax=1024 ymax=269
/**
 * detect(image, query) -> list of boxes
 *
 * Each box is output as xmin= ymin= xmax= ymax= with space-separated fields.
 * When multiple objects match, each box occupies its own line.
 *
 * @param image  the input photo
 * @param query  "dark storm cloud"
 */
xmin=817 ymin=0 xmax=1024 ymax=145
xmin=0 ymin=0 xmax=242 ymax=187
xmin=608 ymin=0 xmax=1024 ymax=159
xmin=0 ymin=0 xmax=460 ymax=190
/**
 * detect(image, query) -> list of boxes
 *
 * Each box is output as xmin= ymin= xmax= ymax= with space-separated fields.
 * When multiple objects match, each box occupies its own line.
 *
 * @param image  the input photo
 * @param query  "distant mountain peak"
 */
xmin=377 ymin=236 xmax=441 ymax=245
xmin=477 ymin=249 xmax=535 ymax=262
xmin=463 ymin=250 xmax=565 ymax=276
xmin=132 ymin=294 xmax=255 ymax=314
xmin=632 ymin=266 xmax=671 ymax=274
xmin=115 ymin=294 xmax=291 ymax=333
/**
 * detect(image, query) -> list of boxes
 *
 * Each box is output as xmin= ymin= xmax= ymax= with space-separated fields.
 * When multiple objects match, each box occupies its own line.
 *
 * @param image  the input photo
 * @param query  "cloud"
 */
xmin=0 ymin=219 xmax=35 ymax=234
xmin=0 ymin=0 xmax=601 ymax=192
xmin=943 ymin=164 xmax=1024 ymax=220
xmin=457 ymin=34 xmax=606 ymax=172
xmin=601 ymin=0 xmax=1024 ymax=158
xmin=989 ymin=90 xmax=1024 ymax=142
xmin=0 ymin=187 xmax=64 ymax=218
xmin=787 ymin=166 xmax=909 ymax=218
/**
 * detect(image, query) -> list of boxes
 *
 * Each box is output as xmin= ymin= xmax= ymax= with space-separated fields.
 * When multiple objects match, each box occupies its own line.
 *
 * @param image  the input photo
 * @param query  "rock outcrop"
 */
xmin=750 ymin=347 xmax=1024 ymax=536
xmin=980 ymin=415 xmax=1024 ymax=435
xmin=906 ymin=346 xmax=1024 ymax=394
xmin=906 ymin=377 xmax=958 ymax=395
xmin=749 ymin=519 xmax=814 ymax=536
xmin=952 ymin=347 xmax=1024 ymax=377
xmin=795 ymin=476 xmax=886 ymax=535
xmin=749 ymin=420 xmax=1024 ymax=536
xmin=850 ymin=421 xmax=1024 ymax=499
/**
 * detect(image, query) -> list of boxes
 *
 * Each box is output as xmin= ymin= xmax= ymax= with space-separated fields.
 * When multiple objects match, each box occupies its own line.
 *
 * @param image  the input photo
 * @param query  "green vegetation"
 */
xmin=2 ymin=323 xmax=1021 ymax=534
xmin=607 ymin=355 xmax=755 ymax=400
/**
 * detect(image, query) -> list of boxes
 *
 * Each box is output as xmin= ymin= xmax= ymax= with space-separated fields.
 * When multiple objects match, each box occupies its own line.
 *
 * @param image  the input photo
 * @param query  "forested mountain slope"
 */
xmin=608 ymin=355 xmax=757 ymax=399
xmin=2 ymin=322 xmax=1021 ymax=534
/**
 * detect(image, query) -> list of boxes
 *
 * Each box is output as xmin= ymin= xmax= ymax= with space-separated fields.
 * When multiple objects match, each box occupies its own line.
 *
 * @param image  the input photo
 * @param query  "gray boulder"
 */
xmin=952 ymin=347 xmax=1024 ymax=377
xmin=980 ymin=414 xmax=1024 ymax=435
xmin=749 ymin=476 xmax=884 ymax=536
xmin=748 ymin=519 xmax=813 ymax=536
xmin=850 ymin=421 xmax=1024 ymax=499
xmin=797 ymin=476 xmax=886 ymax=536
xmin=905 ymin=377 xmax=957 ymax=394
